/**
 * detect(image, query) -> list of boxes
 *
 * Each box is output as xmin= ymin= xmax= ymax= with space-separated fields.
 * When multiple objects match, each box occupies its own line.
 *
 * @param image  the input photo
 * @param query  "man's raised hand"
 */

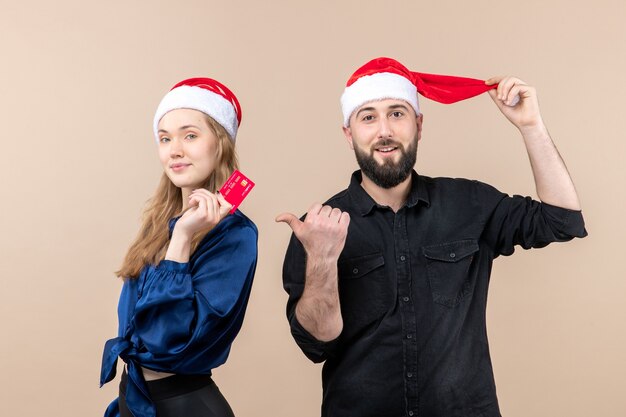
xmin=276 ymin=203 xmax=350 ymax=261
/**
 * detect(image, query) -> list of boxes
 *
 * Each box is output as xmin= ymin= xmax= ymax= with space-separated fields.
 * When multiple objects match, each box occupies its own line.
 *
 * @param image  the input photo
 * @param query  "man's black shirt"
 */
xmin=282 ymin=170 xmax=587 ymax=417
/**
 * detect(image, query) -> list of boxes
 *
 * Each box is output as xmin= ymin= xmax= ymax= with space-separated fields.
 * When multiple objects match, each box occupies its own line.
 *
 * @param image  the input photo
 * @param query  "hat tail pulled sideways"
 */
xmin=412 ymin=71 xmax=496 ymax=104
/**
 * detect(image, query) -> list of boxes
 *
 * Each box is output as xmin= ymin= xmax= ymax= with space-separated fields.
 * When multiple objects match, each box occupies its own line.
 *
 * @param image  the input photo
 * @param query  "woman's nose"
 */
xmin=169 ymin=139 xmax=184 ymax=157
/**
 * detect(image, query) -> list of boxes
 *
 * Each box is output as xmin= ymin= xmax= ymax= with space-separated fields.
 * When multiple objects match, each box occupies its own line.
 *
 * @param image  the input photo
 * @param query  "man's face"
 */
xmin=343 ymin=99 xmax=423 ymax=189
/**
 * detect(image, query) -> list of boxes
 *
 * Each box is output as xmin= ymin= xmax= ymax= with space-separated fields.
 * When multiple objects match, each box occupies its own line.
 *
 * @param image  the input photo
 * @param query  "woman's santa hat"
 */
xmin=154 ymin=77 xmax=242 ymax=142
xmin=340 ymin=57 xmax=496 ymax=126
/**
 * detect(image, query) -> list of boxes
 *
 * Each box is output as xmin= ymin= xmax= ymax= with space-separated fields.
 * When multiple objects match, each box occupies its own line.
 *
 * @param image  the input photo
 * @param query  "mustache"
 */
xmin=371 ymin=138 xmax=403 ymax=149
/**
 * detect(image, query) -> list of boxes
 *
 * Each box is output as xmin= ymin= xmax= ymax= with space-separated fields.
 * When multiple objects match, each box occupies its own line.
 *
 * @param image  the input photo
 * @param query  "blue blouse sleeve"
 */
xmin=131 ymin=218 xmax=258 ymax=372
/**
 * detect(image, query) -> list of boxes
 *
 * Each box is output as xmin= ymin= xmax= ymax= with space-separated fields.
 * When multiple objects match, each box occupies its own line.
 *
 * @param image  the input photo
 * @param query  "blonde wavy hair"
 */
xmin=117 ymin=114 xmax=238 ymax=279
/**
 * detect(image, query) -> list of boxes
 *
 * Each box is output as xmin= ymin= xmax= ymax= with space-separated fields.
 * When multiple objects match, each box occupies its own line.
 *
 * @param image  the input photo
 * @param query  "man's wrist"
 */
xmin=519 ymin=121 xmax=549 ymax=140
xmin=305 ymin=251 xmax=340 ymax=266
xmin=305 ymin=256 xmax=339 ymax=288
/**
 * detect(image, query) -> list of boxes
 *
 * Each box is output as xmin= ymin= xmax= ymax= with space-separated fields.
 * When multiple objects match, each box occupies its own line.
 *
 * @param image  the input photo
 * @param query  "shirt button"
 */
xmin=403 ymin=296 xmax=410 ymax=302
xmin=352 ymin=268 xmax=359 ymax=274
xmin=400 ymin=255 xmax=406 ymax=261
xmin=409 ymin=411 xmax=414 ymax=416
xmin=449 ymin=252 xmax=456 ymax=258
xmin=406 ymin=334 xmax=413 ymax=339
xmin=407 ymin=372 xmax=413 ymax=378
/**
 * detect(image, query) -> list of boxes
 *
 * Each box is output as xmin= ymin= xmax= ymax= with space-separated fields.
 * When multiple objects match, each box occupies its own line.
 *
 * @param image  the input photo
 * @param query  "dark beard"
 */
xmin=353 ymin=136 xmax=417 ymax=189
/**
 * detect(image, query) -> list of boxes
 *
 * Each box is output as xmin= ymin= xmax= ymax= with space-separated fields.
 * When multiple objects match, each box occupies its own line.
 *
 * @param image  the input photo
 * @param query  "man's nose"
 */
xmin=377 ymin=117 xmax=393 ymax=138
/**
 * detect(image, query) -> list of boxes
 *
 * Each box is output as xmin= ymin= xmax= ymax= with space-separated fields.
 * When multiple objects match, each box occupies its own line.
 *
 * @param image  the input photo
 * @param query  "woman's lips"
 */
xmin=170 ymin=163 xmax=191 ymax=172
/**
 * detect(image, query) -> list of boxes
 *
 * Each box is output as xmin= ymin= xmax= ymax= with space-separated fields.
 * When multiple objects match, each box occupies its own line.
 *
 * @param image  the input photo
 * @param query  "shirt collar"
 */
xmin=348 ymin=170 xmax=430 ymax=216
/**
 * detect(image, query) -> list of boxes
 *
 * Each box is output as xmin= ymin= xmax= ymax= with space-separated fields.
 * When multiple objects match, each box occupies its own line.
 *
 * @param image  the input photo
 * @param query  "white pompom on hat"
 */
xmin=153 ymin=77 xmax=242 ymax=142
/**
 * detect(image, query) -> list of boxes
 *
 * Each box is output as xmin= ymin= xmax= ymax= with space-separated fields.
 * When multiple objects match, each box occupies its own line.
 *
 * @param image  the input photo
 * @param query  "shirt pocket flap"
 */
xmin=338 ymin=253 xmax=385 ymax=279
xmin=422 ymin=239 xmax=479 ymax=263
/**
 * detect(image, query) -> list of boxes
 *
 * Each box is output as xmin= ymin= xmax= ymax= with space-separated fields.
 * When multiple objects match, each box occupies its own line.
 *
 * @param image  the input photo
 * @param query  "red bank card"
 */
xmin=219 ymin=170 xmax=255 ymax=214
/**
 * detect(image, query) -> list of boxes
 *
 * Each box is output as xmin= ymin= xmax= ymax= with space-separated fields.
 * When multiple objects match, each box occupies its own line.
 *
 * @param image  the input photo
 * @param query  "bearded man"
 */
xmin=276 ymin=57 xmax=587 ymax=417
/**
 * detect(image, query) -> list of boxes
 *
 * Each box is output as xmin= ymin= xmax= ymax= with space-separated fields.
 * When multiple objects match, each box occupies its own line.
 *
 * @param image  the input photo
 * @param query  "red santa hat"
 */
xmin=340 ymin=57 xmax=496 ymax=126
xmin=154 ymin=77 xmax=242 ymax=142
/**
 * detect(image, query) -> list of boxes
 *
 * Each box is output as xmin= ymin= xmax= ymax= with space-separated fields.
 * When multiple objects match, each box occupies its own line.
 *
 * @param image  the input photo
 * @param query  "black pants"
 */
xmin=119 ymin=368 xmax=235 ymax=417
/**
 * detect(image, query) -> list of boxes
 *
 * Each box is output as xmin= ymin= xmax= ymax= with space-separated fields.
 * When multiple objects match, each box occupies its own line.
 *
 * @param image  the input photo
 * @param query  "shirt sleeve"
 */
xmin=132 ymin=220 xmax=258 ymax=371
xmin=476 ymin=181 xmax=588 ymax=257
xmin=282 ymin=232 xmax=341 ymax=363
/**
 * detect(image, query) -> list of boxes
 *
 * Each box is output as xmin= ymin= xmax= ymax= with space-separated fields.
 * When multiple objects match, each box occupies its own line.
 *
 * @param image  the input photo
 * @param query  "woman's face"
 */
xmin=157 ymin=109 xmax=219 ymax=191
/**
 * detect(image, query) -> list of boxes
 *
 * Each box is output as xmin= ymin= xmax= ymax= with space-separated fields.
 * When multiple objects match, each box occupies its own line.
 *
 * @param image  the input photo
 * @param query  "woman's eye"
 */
xmin=159 ymin=137 xmax=170 ymax=143
xmin=186 ymin=134 xmax=197 ymax=140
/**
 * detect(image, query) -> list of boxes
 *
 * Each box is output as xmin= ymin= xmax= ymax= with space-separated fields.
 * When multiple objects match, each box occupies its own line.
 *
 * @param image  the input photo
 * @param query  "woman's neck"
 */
xmin=181 ymin=187 xmax=192 ymax=210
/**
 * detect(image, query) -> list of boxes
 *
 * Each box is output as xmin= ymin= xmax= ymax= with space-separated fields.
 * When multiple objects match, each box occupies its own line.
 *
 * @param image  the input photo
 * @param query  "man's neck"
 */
xmin=360 ymin=173 xmax=412 ymax=213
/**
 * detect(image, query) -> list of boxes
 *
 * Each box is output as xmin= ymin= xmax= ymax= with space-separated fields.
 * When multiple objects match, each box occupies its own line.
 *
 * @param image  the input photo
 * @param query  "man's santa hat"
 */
xmin=340 ymin=57 xmax=496 ymax=126
xmin=154 ymin=77 xmax=242 ymax=142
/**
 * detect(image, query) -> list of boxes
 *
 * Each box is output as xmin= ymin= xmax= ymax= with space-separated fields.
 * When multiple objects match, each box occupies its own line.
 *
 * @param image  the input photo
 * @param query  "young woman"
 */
xmin=100 ymin=78 xmax=258 ymax=417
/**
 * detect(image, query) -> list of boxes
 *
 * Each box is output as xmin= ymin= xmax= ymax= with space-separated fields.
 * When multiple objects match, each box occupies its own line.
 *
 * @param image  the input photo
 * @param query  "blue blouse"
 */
xmin=100 ymin=211 xmax=258 ymax=417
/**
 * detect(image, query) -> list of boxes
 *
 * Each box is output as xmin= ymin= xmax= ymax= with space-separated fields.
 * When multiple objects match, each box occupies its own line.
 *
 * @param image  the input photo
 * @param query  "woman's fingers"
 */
xmin=216 ymin=192 xmax=233 ymax=217
xmin=196 ymin=193 xmax=208 ymax=218
xmin=186 ymin=188 xmax=231 ymax=228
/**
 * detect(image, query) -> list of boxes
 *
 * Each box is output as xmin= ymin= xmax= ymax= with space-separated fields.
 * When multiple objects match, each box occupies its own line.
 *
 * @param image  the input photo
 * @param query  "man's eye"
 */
xmin=391 ymin=111 xmax=403 ymax=118
xmin=362 ymin=115 xmax=374 ymax=121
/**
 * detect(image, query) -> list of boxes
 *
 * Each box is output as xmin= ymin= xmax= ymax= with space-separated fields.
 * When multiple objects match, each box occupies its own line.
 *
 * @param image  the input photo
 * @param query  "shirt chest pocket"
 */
xmin=338 ymin=253 xmax=389 ymax=330
xmin=423 ymin=239 xmax=479 ymax=308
